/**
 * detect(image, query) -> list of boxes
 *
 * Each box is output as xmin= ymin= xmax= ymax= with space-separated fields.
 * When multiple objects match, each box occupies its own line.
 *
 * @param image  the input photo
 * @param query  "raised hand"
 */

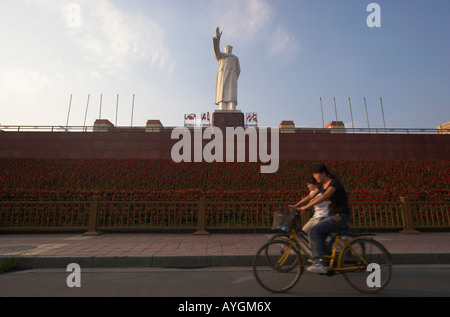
xmin=216 ymin=27 xmax=223 ymax=39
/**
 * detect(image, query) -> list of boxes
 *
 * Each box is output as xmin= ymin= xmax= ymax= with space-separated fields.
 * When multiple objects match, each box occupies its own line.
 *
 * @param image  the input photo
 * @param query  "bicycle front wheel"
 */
xmin=253 ymin=239 xmax=304 ymax=293
xmin=339 ymin=237 xmax=392 ymax=294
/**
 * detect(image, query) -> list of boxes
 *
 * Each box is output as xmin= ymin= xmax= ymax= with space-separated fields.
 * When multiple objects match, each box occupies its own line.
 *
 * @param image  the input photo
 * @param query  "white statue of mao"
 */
xmin=213 ymin=27 xmax=241 ymax=111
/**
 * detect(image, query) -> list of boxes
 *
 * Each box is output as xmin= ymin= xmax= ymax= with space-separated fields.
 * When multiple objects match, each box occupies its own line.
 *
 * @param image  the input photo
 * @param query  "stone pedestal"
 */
xmin=436 ymin=122 xmax=450 ymax=135
xmin=325 ymin=121 xmax=347 ymax=134
xmin=146 ymin=120 xmax=163 ymax=132
xmin=212 ymin=110 xmax=245 ymax=129
xmin=278 ymin=121 xmax=296 ymax=133
xmin=93 ymin=119 xmax=114 ymax=132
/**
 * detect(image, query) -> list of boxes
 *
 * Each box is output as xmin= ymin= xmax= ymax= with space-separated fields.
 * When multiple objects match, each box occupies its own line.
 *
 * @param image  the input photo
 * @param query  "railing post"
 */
xmin=194 ymin=197 xmax=210 ymax=235
xmin=83 ymin=196 xmax=103 ymax=236
xmin=399 ymin=197 xmax=420 ymax=234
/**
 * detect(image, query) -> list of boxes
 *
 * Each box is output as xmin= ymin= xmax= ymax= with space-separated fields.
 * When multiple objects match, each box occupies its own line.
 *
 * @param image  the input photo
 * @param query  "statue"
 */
xmin=213 ymin=27 xmax=241 ymax=111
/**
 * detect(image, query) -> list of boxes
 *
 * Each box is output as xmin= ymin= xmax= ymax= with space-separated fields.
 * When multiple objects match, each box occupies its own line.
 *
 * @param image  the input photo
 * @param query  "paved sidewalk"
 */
xmin=1 ymin=232 xmax=450 ymax=269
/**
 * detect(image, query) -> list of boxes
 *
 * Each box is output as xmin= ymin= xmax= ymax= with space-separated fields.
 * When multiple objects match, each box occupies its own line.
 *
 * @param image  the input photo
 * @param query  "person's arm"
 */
xmin=289 ymin=188 xmax=320 ymax=209
xmin=213 ymin=27 xmax=222 ymax=62
xmin=299 ymin=186 xmax=336 ymax=211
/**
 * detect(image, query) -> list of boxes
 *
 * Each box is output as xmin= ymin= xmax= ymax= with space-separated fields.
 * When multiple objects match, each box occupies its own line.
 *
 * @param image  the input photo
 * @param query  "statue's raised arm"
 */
xmin=213 ymin=27 xmax=222 ymax=62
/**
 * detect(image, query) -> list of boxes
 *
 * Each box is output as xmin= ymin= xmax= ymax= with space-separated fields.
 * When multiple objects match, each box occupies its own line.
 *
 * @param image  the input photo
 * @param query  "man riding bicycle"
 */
xmin=293 ymin=164 xmax=352 ymax=274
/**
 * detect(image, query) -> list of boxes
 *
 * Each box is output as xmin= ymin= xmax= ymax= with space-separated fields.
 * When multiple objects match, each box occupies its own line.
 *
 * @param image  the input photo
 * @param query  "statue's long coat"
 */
xmin=213 ymin=37 xmax=241 ymax=105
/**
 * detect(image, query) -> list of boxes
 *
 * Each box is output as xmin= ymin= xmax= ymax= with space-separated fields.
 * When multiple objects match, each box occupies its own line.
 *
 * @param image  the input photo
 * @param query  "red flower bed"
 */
xmin=0 ymin=159 xmax=448 ymax=203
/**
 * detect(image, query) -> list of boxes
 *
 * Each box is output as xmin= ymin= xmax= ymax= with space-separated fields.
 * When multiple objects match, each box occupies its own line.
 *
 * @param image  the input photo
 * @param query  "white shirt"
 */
xmin=310 ymin=191 xmax=329 ymax=218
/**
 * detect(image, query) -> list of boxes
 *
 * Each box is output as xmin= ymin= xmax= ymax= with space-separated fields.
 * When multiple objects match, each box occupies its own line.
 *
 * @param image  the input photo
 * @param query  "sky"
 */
xmin=0 ymin=0 xmax=449 ymax=129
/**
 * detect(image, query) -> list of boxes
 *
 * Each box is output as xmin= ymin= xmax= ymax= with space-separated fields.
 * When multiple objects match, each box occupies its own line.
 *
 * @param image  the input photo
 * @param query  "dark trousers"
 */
xmin=309 ymin=214 xmax=350 ymax=261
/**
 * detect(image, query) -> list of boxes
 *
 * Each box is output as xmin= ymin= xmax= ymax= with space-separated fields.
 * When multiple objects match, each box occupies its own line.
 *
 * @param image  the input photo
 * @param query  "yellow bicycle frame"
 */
xmin=334 ymin=236 xmax=370 ymax=272
xmin=277 ymin=229 xmax=369 ymax=272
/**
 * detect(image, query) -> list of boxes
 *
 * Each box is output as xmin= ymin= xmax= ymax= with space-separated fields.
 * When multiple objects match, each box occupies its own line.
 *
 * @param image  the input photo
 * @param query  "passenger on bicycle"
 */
xmin=298 ymin=164 xmax=351 ymax=274
xmin=289 ymin=177 xmax=329 ymax=233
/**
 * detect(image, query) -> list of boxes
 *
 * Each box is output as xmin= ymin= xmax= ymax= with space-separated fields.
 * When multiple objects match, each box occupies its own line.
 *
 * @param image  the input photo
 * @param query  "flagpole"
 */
xmin=131 ymin=94 xmax=135 ymax=128
xmin=115 ymin=94 xmax=119 ymax=126
xmin=99 ymin=94 xmax=103 ymax=119
xmin=380 ymin=97 xmax=386 ymax=133
xmin=66 ymin=94 xmax=73 ymax=131
xmin=348 ymin=97 xmax=355 ymax=133
xmin=83 ymin=94 xmax=90 ymax=131
xmin=333 ymin=97 xmax=338 ymax=123
xmin=320 ymin=97 xmax=324 ymax=128
xmin=364 ymin=97 xmax=371 ymax=133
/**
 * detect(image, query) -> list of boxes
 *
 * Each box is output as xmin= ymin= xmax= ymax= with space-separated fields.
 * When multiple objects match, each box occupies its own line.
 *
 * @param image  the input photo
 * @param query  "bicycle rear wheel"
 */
xmin=339 ymin=237 xmax=392 ymax=293
xmin=253 ymin=239 xmax=304 ymax=293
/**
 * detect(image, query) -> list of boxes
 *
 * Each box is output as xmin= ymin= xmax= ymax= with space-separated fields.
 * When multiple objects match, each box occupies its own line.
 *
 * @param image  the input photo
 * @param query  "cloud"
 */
xmin=269 ymin=26 xmax=300 ymax=59
xmin=208 ymin=0 xmax=299 ymax=61
xmin=208 ymin=0 xmax=273 ymax=44
xmin=89 ymin=71 xmax=103 ymax=81
xmin=0 ymin=70 xmax=51 ymax=95
xmin=70 ymin=0 xmax=174 ymax=76
xmin=0 ymin=70 xmax=52 ymax=107
xmin=28 ymin=0 xmax=175 ymax=77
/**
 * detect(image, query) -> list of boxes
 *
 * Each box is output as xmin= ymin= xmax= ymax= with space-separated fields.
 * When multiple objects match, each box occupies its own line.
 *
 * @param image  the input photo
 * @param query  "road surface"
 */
xmin=1 ymin=265 xmax=449 ymax=298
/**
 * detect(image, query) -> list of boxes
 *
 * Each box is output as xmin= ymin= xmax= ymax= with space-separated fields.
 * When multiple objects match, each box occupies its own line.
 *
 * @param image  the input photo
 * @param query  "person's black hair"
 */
xmin=311 ymin=163 xmax=339 ymax=180
xmin=306 ymin=177 xmax=318 ymax=185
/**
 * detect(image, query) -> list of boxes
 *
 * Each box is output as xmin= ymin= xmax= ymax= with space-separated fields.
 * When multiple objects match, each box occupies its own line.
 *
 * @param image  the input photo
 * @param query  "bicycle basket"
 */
xmin=272 ymin=210 xmax=297 ymax=232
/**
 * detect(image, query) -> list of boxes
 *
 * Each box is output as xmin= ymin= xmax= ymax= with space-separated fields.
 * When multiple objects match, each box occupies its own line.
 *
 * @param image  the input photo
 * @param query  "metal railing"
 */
xmin=294 ymin=127 xmax=450 ymax=135
xmin=0 ymin=201 xmax=90 ymax=232
xmin=1 ymin=125 xmax=448 ymax=135
xmin=1 ymin=197 xmax=448 ymax=234
xmin=205 ymin=201 xmax=287 ymax=230
xmin=97 ymin=200 xmax=199 ymax=231
xmin=347 ymin=201 xmax=404 ymax=229
xmin=410 ymin=200 xmax=450 ymax=229
xmin=0 ymin=125 xmax=164 ymax=133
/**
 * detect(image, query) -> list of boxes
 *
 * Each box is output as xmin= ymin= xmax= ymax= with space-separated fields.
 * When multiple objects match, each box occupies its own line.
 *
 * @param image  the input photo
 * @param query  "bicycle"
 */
xmin=253 ymin=208 xmax=392 ymax=294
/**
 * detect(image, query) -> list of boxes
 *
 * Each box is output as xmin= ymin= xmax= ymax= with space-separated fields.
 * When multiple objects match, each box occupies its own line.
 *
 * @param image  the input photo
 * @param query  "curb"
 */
xmin=6 ymin=253 xmax=450 ymax=270
xmin=9 ymin=255 xmax=255 ymax=270
xmin=391 ymin=253 xmax=450 ymax=265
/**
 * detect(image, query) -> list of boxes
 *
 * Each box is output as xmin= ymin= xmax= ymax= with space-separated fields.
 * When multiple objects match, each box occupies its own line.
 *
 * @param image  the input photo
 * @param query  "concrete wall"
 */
xmin=0 ymin=131 xmax=449 ymax=160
